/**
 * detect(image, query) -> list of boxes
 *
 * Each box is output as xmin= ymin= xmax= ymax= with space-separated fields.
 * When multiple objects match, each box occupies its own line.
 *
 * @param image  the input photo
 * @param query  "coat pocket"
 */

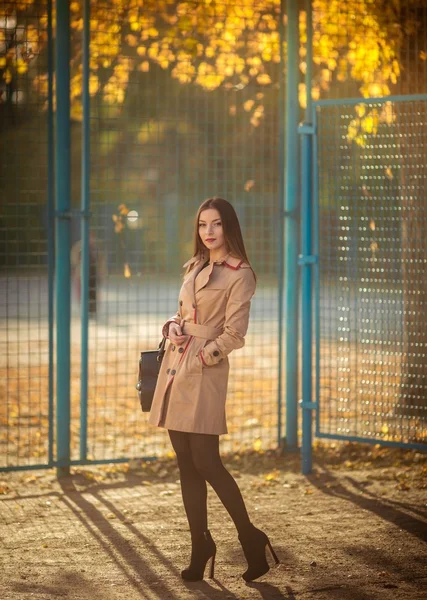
xmin=183 ymin=340 xmax=204 ymax=375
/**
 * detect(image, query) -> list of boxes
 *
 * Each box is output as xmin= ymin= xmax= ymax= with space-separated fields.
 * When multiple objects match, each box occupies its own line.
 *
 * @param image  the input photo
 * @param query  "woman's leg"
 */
xmin=188 ymin=433 xmax=252 ymax=536
xmin=168 ymin=429 xmax=208 ymax=541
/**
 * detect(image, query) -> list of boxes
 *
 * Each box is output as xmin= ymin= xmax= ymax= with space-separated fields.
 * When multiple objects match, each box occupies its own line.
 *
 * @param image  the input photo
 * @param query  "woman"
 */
xmin=148 ymin=197 xmax=279 ymax=582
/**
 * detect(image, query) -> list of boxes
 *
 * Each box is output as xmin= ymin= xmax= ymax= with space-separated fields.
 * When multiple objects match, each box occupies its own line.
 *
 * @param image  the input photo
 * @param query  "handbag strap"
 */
xmin=157 ymin=336 xmax=167 ymax=362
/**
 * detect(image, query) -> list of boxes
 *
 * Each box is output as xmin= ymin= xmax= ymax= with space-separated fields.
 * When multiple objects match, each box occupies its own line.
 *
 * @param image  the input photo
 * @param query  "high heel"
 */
xmin=181 ymin=530 xmax=217 ymax=581
xmin=238 ymin=525 xmax=279 ymax=582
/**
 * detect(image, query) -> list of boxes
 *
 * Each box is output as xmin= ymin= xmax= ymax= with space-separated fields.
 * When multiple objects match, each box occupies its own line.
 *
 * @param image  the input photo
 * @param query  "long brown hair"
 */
xmin=185 ymin=197 xmax=256 ymax=281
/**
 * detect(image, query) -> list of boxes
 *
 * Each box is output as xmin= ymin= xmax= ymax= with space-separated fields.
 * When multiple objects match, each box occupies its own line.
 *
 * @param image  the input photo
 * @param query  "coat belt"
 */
xmin=181 ymin=321 xmax=222 ymax=339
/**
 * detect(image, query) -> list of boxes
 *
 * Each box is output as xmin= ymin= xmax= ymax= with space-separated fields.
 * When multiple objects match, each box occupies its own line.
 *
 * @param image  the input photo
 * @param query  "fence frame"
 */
xmin=299 ymin=92 xmax=427 ymax=473
xmin=2 ymin=1 xmax=426 ymax=476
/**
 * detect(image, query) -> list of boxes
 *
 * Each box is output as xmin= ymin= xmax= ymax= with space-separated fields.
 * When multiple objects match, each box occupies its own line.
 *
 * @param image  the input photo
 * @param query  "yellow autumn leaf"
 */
xmin=362 ymin=115 xmax=375 ymax=134
xmin=347 ymin=118 xmax=359 ymax=141
xmin=298 ymin=83 xmax=307 ymax=109
xmin=16 ymin=59 xmax=28 ymax=75
xmin=355 ymin=103 xmax=366 ymax=118
xmin=361 ymin=110 xmax=379 ymax=135
xmin=70 ymin=102 xmax=83 ymax=122
xmin=253 ymin=438 xmax=262 ymax=452
xmin=382 ymin=102 xmax=395 ymax=125
xmin=311 ymin=86 xmax=320 ymax=101
xmin=124 ymin=263 xmax=132 ymax=278
xmin=256 ymin=73 xmax=271 ymax=85
xmin=243 ymin=99 xmax=254 ymax=112
xmin=89 ymin=74 xmax=99 ymax=96
xmin=265 ymin=470 xmax=279 ymax=481
xmin=385 ymin=167 xmax=393 ymax=180
xmin=126 ymin=35 xmax=138 ymax=47
xmin=130 ymin=22 xmax=141 ymax=32
xmin=366 ymin=83 xmax=384 ymax=97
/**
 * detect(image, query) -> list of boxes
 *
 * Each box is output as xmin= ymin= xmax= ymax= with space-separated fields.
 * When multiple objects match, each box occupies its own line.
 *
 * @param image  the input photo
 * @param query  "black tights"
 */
xmin=168 ymin=430 xmax=252 ymax=541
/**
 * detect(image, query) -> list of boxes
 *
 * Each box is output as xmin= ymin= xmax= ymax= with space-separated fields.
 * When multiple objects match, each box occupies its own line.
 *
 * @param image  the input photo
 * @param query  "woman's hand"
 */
xmin=168 ymin=322 xmax=189 ymax=346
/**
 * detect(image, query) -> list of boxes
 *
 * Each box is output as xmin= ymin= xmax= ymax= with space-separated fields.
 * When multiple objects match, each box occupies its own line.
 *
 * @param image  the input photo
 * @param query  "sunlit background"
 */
xmin=1 ymin=0 xmax=426 ymax=468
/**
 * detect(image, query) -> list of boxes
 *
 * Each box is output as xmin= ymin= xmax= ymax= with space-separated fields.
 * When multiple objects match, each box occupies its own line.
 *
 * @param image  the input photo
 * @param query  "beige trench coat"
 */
xmin=148 ymin=253 xmax=256 ymax=435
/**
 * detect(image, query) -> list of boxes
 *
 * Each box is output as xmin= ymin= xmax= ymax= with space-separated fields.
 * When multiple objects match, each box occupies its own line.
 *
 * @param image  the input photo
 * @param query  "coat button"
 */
xmin=171 ymin=369 xmax=176 ymax=375
xmin=167 ymin=368 xmax=170 ymax=374
xmin=172 ymin=345 xmax=176 ymax=351
xmin=180 ymin=300 xmax=183 ymax=305
xmin=213 ymin=350 xmax=220 ymax=356
xmin=178 ymin=347 xmax=184 ymax=353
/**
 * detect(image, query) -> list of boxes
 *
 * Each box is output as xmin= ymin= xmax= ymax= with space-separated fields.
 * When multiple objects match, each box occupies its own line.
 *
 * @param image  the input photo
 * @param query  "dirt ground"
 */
xmin=1 ymin=442 xmax=426 ymax=600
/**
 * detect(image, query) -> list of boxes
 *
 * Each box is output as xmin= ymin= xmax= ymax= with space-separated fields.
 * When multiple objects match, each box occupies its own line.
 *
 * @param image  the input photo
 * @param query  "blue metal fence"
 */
xmin=2 ymin=0 xmax=427 ymax=475
xmin=298 ymin=0 xmax=427 ymax=473
xmin=1 ymin=0 xmax=285 ymax=472
xmin=0 ymin=0 xmax=54 ymax=471
xmin=305 ymin=95 xmax=427 ymax=461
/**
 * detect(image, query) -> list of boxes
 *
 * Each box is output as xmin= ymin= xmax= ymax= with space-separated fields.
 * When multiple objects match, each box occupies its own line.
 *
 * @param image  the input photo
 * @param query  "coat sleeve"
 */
xmin=200 ymin=269 xmax=256 ymax=367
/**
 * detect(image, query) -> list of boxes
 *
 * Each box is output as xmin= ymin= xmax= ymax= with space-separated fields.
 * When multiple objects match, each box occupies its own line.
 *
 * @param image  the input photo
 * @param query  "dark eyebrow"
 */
xmin=198 ymin=218 xmax=221 ymax=223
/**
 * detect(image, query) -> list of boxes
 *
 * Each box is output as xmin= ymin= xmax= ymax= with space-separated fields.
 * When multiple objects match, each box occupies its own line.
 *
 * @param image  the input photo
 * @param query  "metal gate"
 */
xmin=300 ymin=94 xmax=427 ymax=471
xmin=1 ymin=0 xmax=284 ymax=473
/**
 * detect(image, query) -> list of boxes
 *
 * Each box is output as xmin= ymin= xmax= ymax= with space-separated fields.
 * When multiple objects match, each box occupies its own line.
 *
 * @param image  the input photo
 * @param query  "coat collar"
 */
xmin=182 ymin=253 xmax=245 ymax=302
xmin=182 ymin=252 xmax=243 ymax=269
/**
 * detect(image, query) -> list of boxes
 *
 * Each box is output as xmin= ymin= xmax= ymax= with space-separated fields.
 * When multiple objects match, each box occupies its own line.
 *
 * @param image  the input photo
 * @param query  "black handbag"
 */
xmin=136 ymin=337 xmax=167 ymax=412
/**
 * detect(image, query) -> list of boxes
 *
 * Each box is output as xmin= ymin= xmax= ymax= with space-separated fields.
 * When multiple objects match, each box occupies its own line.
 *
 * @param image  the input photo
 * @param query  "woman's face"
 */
xmin=198 ymin=208 xmax=227 ymax=255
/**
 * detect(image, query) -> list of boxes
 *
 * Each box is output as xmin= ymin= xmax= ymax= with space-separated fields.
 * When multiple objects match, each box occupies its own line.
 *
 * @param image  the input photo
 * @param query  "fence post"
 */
xmin=55 ymin=0 xmax=71 ymax=477
xmin=298 ymin=0 xmax=315 ymax=475
xmin=47 ymin=0 xmax=54 ymax=467
xmin=79 ymin=0 xmax=91 ymax=462
xmin=283 ymin=0 xmax=300 ymax=451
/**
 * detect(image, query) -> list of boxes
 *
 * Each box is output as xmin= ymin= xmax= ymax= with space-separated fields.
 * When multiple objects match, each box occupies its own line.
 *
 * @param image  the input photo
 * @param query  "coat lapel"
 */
xmin=194 ymin=261 xmax=215 ymax=294
xmin=182 ymin=254 xmax=205 ymax=306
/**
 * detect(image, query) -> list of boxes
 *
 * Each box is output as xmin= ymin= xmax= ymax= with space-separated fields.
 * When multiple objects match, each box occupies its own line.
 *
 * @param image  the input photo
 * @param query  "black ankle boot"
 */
xmin=181 ymin=530 xmax=216 ymax=581
xmin=238 ymin=525 xmax=279 ymax=582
